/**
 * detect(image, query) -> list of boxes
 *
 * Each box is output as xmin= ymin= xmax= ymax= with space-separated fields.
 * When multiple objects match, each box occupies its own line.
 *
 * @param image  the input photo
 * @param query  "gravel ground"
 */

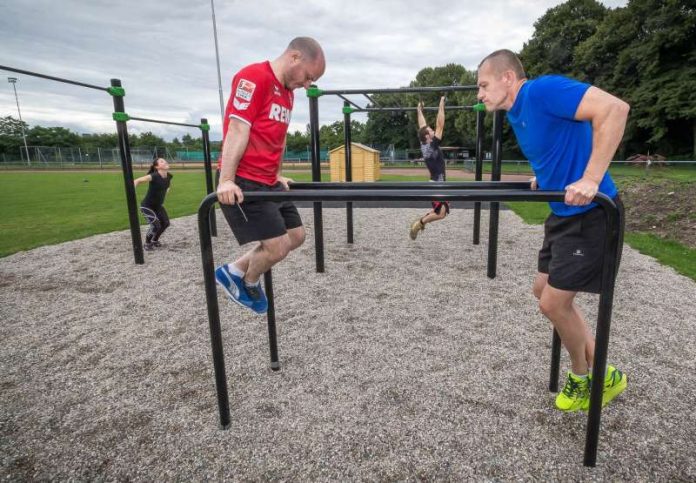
xmin=1 ymin=206 xmax=695 ymax=481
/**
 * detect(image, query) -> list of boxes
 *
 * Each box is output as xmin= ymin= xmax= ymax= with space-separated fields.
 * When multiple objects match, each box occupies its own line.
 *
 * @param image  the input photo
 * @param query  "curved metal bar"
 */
xmin=197 ymin=189 xmax=620 ymax=466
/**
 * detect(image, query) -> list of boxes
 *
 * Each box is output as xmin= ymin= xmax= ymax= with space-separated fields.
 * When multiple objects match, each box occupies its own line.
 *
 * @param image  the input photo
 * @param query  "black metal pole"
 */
xmin=584 ymin=200 xmax=621 ymax=467
xmin=197 ymin=196 xmax=230 ymax=429
xmin=308 ymin=87 xmax=325 ymax=272
xmin=201 ymin=118 xmax=217 ymax=237
xmin=549 ymin=329 xmax=562 ymax=392
xmin=111 ymin=79 xmax=144 ymax=265
xmin=264 ymin=269 xmax=280 ymax=370
xmin=473 ymin=109 xmax=485 ymax=245
xmin=487 ymin=110 xmax=504 ymax=278
xmin=344 ymin=101 xmax=354 ymax=244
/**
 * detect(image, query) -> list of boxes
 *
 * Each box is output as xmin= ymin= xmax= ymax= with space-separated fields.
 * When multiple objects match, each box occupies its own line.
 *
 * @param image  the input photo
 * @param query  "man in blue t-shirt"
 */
xmin=409 ymin=96 xmax=450 ymax=240
xmin=477 ymin=49 xmax=630 ymax=413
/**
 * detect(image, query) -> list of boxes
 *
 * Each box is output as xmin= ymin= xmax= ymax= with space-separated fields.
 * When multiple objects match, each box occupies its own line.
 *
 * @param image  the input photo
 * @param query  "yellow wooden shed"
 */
xmin=329 ymin=143 xmax=381 ymax=182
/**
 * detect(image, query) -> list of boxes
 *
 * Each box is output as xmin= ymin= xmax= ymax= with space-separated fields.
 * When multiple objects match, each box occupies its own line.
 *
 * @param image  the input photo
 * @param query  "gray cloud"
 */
xmin=1 ymin=0 xmax=626 ymax=141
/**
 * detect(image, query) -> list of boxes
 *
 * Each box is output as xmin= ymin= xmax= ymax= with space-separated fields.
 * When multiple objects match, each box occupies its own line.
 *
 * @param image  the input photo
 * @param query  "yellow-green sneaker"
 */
xmin=555 ymin=372 xmax=590 ymax=412
xmin=409 ymin=218 xmax=425 ymax=240
xmin=586 ymin=365 xmax=627 ymax=410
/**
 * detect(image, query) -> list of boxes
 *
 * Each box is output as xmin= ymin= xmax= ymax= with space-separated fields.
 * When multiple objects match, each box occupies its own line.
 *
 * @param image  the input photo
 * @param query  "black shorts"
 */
xmin=538 ymin=196 xmax=624 ymax=294
xmin=432 ymin=201 xmax=450 ymax=215
xmin=220 ymin=176 xmax=303 ymax=245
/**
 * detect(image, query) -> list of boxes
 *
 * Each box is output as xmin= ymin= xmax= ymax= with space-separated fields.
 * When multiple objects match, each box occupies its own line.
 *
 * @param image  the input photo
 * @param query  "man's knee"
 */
xmin=287 ymin=227 xmax=306 ymax=250
xmin=263 ymin=236 xmax=292 ymax=264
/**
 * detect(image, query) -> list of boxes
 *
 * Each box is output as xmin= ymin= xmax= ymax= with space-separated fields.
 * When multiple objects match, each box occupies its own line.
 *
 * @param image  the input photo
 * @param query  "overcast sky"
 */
xmin=0 ymin=0 xmax=627 ymax=141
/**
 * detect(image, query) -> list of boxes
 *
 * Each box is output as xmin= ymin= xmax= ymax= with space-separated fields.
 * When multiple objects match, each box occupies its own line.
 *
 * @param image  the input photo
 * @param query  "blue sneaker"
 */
xmin=244 ymin=282 xmax=268 ymax=314
xmin=215 ymin=265 xmax=254 ymax=310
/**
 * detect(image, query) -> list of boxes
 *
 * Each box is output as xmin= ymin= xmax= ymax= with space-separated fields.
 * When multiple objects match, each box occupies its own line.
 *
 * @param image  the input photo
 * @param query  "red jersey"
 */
xmin=218 ymin=61 xmax=294 ymax=185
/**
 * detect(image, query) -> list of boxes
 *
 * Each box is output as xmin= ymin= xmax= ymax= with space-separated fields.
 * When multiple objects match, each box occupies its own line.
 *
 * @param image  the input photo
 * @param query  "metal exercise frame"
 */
xmin=0 ymin=64 xmax=217 ymax=264
xmin=306 ymin=85 xmax=504 ymax=277
xmin=197 ymin=185 xmax=622 ymax=467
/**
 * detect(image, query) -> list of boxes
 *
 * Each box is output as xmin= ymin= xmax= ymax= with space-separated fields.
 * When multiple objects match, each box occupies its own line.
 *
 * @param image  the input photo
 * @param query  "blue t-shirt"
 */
xmin=507 ymin=75 xmax=618 ymax=217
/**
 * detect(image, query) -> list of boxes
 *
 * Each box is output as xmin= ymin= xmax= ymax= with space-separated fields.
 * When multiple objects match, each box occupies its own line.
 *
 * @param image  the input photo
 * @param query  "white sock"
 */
xmin=244 ymin=279 xmax=260 ymax=288
xmin=227 ymin=263 xmax=244 ymax=278
xmin=571 ymin=371 xmax=589 ymax=380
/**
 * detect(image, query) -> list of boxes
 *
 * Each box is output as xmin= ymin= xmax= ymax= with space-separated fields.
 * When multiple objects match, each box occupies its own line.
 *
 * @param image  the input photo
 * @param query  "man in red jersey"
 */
xmin=215 ymin=37 xmax=325 ymax=314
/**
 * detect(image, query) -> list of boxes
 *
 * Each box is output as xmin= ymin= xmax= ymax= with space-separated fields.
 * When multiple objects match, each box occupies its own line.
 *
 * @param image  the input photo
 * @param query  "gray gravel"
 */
xmin=1 ymin=207 xmax=695 ymax=481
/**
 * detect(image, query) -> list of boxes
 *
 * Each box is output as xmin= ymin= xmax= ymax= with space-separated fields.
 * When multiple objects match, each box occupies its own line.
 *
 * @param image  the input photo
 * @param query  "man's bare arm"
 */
xmin=217 ymin=117 xmax=251 ymax=205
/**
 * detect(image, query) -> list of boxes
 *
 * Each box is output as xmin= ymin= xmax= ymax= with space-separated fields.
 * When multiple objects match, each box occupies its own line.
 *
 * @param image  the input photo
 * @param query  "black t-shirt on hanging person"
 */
xmin=420 ymin=136 xmax=446 ymax=182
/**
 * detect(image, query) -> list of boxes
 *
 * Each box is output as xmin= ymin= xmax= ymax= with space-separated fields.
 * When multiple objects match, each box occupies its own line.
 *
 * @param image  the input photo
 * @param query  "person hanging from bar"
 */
xmin=215 ymin=37 xmax=326 ymax=314
xmin=409 ymin=96 xmax=450 ymax=240
xmin=134 ymin=157 xmax=172 ymax=251
xmin=477 ymin=49 xmax=629 ymax=412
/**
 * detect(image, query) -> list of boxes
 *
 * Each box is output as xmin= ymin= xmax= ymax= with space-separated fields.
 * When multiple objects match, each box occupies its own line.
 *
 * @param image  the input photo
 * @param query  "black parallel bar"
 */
xmin=353 ymin=106 xmax=478 ymax=113
xmin=198 ymin=189 xmax=620 ymax=466
xmin=289 ymin=181 xmax=531 ymax=190
xmin=264 ymin=270 xmax=280 ymax=370
xmin=196 ymin=189 xmax=619 ymax=466
xmin=201 ymin=118 xmax=217 ymax=237
xmin=322 ymin=85 xmax=478 ymax=95
xmin=128 ymin=116 xmax=200 ymax=128
xmin=343 ymin=101 xmax=354 ymax=244
xmin=549 ymin=329 xmax=562 ymax=392
xmin=363 ymin=93 xmax=378 ymax=106
xmin=0 ymin=64 xmax=108 ymax=91
xmin=111 ymin=79 xmax=144 ymax=265
xmin=197 ymin=199 xmax=231 ymax=429
xmin=473 ymin=109 xmax=485 ymax=245
xmin=584 ymin=200 xmax=621 ymax=466
xmin=487 ymin=110 xmax=504 ymax=278
xmin=308 ymin=87 xmax=325 ymax=272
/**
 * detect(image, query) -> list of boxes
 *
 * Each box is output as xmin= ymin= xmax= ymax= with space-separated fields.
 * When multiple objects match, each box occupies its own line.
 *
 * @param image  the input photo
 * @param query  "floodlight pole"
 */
xmin=7 ymin=77 xmax=31 ymax=166
xmin=210 ymin=0 xmax=226 ymax=127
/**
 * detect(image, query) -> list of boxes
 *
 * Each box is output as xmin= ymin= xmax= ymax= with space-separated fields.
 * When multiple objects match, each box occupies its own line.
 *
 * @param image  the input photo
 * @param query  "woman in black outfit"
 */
xmin=134 ymin=157 xmax=172 ymax=250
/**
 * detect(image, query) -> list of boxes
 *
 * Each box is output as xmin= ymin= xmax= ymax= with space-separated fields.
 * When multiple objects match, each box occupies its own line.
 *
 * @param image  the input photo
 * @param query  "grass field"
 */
xmin=1 ymin=169 xmax=695 ymax=283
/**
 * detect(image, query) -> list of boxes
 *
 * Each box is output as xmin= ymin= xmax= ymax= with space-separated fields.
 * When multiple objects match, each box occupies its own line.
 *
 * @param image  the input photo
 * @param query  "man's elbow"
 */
xmin=613 ymin=98 xmax=630 ymax=120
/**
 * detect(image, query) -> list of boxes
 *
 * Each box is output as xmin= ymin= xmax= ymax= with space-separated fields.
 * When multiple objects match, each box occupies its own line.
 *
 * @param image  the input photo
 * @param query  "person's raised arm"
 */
xmin=133 ymin=174 xmax=152 ymax=187
xmin=564 ymin=86 xmax=630 ymax=205
xmin=417 ymin=100 xmax=427 ymax=129
xmin=434 ymin=96 xmax=446 ymax=139
xmin=217 ymin=117 xmax=251 ymax=205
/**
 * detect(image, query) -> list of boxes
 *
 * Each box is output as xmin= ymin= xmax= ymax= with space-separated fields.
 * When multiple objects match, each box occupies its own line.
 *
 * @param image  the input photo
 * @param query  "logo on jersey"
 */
xmin=269 ymin=103 xmax=291 ymax=124
xmin=273 ymin=85 xmax=281 ymax=96
xmin=235 ymin=79 xmax=256 ymax=102
xmin=233 ymin=98 xmax=250 ymax=110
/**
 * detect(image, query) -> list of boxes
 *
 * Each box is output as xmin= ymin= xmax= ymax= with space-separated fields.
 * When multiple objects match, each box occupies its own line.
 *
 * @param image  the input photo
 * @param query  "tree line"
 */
xmin=2 ymin=0 xmax=693 ymax=160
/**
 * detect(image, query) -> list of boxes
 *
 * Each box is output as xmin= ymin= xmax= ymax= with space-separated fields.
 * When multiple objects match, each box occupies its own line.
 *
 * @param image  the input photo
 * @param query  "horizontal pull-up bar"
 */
xmin=348 ymin=105 xmax=484 ymax=113
xmin=127 ymin=115 xmax=204 ymax=129
xmin=311 ymin=84 xmax=478 ymax=97
xmin=0 ymin=64 xmax=109 ymax=92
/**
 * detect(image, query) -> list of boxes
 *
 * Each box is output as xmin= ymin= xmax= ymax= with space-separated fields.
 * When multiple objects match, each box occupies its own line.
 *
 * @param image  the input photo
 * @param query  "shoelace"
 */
xmin=245 ymin=284 xmax=261 ymax=301
xmin=562 ymin=376 xmax=586 ymax=398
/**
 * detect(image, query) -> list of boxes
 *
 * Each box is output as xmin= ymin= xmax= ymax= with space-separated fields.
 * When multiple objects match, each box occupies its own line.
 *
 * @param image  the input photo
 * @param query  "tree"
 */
xmin=520 ymin=0 xmax=608 ymax=78
xmin=0 ymin=116 xmax=28 ymax=156
xmin=575 ymin=0 xmax=696 ymax=156
xmin=26 ymin=126 xmax=80 ymax=147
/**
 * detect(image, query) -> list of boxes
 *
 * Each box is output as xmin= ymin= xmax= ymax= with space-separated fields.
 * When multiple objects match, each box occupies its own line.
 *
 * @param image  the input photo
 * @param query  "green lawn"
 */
xmin=506 ymin=201 xmax=696 ymax=283
xmin=2 ymin=170 xmax=695 ymax=285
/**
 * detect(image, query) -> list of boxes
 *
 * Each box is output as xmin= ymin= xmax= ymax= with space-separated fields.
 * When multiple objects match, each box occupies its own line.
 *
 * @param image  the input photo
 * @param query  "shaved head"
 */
xmin=287 ymin=37 xmax=324 ymax=62
xmin=478 ymin=49 xmax=526 ymax=79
